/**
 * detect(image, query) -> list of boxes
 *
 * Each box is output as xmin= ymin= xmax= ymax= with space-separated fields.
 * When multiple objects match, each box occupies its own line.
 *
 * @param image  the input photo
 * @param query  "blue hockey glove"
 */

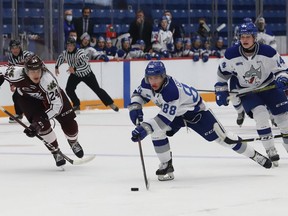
xmin=128 ymin=102 xmax=143 ymax=125
xmin=131 ymin=123 xmax=153 ymax=142
xmin=193 ymin=52 xmax=200 ymax=62
xmin=100 ymin=54 xmax=109 ymax=62
xmin=161 ymin=50 xmax=170 ymax=58
xmin=167 ymin=43 xmax=174 ymax=52
xmin=24 ymin=120 xmax=45 ymax=138
xmin=276 ymin=76 xmax=288 ymax=90
xmin=214 ymin=82 xmax=229 ymax=106
xmin=144 ymin=53 xmax=152 ymax=60
xmin=154 ymin=53 xmax=161 ymax=60
xmin=202 ymin=52 xmax=209 ymax=62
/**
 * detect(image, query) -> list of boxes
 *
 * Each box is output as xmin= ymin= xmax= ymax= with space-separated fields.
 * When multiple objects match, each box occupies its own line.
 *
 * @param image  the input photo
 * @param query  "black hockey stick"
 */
xmin=0 ymin=106 xmax=95 ymax=165
xmin=213 ymin=122 xmax=286 ymax=144
xmin=136 ymin=121 xmax=149 ymax=190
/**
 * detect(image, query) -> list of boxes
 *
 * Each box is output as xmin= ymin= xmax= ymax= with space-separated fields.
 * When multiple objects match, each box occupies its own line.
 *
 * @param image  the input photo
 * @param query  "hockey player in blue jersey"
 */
xmin=214 ymin=22 xmax=288 ymax=167
xmin=128 ymin=60 xmax=272 ymax=181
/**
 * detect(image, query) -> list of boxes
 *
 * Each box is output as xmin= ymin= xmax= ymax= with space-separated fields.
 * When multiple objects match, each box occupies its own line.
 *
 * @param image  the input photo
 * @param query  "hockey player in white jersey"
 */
xmin=214 ymin=22 xmax=288 ymax=167
xmin=128 ymin=61 xmax=272 ymax=181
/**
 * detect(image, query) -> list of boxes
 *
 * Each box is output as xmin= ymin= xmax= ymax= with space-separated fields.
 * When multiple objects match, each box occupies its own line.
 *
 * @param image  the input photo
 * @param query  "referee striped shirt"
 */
xmin=8 ymin=50 xmax=33 ymax=65
xmin=55 ymin=48 xmax=92 ymax=77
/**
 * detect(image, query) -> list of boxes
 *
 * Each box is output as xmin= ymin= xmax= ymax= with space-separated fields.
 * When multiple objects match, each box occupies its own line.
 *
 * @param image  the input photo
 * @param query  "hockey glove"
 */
xmin=144 ymin=53 xmax=152 ymax=60
xmin=214 ymin=82 xmax=229 ymax=106
xmin=128 ymin=102 xmax=143 ymax=125
xmin=24 ymin=120 xmax=45 ymax=138
xmin=100 ymin=54 xmax=109 ymax=62
xmin=276 ymin=76 xmax=288 ymax=90
xmin=193 ymin=52 xmax=200 ymax=62
xmin=131 ymin=122 xmax=153 ymax=142
xmin=202 ymin=52 xmax=209 ymax=62
xmin=161 ymin=50 xmax=170 ymax=58
xmin=167 ymin=43 xmax=174 ymax=52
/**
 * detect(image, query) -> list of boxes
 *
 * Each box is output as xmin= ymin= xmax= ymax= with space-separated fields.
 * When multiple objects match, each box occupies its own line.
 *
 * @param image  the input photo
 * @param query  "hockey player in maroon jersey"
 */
xmin=0 ymin=54 xmax=84 ymax=167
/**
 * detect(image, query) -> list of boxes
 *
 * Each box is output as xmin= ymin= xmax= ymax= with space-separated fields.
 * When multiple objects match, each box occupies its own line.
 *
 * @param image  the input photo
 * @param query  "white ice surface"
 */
xmin=0 ymin=103 xmax=288 ymax=216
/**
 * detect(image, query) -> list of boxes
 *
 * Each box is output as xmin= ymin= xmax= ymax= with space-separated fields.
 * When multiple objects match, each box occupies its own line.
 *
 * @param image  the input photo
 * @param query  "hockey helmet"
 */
xmin=136 ymin=39 xmax=145 ymax=46
xmin=145 ymin=61 xmax=166 ymax=82
xmin=239 ymin=22 xmax=257 ymax=37
xmin=66 ymin=37 xmax=77 ymax=45
xmin=9 ymin=39 xmax=21 ymax=49
xmin=24 ymin=54 xmax=44 ymax=71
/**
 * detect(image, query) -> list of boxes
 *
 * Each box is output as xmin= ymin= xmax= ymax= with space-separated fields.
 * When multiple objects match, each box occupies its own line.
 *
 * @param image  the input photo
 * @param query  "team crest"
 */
xmin=47 ymin=80 xmax=57 ymax=91
xmin=6 ymin=66 xmax=15 ymax=78
xmin=243 ymin=65 xmax=262 ymax=85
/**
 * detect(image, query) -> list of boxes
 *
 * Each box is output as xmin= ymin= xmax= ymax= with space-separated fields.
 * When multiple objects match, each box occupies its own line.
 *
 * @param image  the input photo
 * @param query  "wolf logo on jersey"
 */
xmin=244 ymin=65 xmax=262 ymax=84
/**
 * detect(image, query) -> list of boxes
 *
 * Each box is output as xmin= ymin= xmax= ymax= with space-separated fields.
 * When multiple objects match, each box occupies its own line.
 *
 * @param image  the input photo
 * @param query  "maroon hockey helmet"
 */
xmin=24 ymin=54 xmax=44 ymax=71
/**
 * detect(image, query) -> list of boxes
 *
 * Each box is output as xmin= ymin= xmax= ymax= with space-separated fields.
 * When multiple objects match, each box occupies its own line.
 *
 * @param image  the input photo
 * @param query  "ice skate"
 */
xmin=9 ymin=114 xmax=23 ymax=123
xmin=52 ymin=149 xmax=66 ymax=167
xmin=156 ymin=158 xmax=174 ymax=181
xmin=266 ymin=147 xmax=280 ymax=167
xmin=236 ymin=111 xmax=245 ymax=127
xmin=109 ymin=103 xmax=119 ymax=112
xmin=68 ymin=140 xmax=84 ymax=158
xmin=250 ymin=151 xmax=272 ymax=168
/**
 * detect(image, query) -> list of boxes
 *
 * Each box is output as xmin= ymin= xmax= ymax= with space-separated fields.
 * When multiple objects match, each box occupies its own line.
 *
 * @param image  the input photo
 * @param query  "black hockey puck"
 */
xmin=131 ymin=187 xmax=139 ymax=191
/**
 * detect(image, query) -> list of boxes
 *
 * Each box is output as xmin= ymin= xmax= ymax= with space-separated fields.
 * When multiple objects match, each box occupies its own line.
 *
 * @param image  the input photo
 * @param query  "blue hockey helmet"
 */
xmin=239 ymin=22 xmax=257 ymax=37
xmin=136 ymin=39 xmax=145 ymax=46
xmin=145 ymin=61 xmax=166 ymax=82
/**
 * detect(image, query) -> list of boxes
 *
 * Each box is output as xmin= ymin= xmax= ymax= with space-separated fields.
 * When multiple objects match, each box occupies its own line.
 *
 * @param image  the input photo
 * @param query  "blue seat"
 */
xmin=3 ymin=24 xmax=12 ymax=34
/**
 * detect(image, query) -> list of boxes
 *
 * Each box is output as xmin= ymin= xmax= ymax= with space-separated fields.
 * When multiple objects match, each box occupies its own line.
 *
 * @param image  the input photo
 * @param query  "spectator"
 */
xmin=74 ymin=6 xmax=96 ymax=44
xmin=79 ymin=33 xmax=109 ymax=61
xmin=55 ymin=37 xmax=118 ymax=113
xmin=129 ymin=39 xmax=152 ymax=60
xmin=211 ymin=36 xmax=226 ymax=58
xmin=197 ymin=18 xmax=210 ymax=40
xmin=171 ymin=38 xmax=184 ymax=57
xmin=115 ymin=37 xmax=132 ymax=60
xmin=68 ymin=30 xmax=80 ymax=48
xmin=128 ymin=9 xmax=153 ymax=53
xmin=95 ymin=36 xmax=106 ymax=51
xmin=256 ymin=17 xmax=277 ymax=50
xmin=64 ymin=9 xmax=75 ymax=42
xmin=182 ymin=38 xmax=193 ymax=57
xmin=163 ymin=10 xmax=185 ymax=42
xmin=151 ymin=16 xmax=174 ymax=58
xmin=7 ymin=39 xmax=33 ymax=123
xmin=104 ymin=37 xmax=117 ymax=58
xmin=191 ymin=35 xmax=209 ymax=62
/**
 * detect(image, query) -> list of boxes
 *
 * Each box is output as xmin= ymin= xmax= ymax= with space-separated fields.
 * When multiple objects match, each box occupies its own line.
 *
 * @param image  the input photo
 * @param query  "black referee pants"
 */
xmin=65 ymin=72 xmax=114 ymax=107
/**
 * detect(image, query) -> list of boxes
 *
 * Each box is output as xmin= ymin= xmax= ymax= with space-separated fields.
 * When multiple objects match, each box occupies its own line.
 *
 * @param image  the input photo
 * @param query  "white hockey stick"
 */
xmin=213 ymin=122 xmax=285 ymax=144
xmin=216 ymin=23 xmax=226 ymax=32
xmin=0 ymin=106 xmax=95 ymax=165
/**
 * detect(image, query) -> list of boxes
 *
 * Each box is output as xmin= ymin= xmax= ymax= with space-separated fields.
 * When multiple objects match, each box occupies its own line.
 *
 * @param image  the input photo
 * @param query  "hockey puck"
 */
xmin=131 ymin=187 xmax=139 ymax=191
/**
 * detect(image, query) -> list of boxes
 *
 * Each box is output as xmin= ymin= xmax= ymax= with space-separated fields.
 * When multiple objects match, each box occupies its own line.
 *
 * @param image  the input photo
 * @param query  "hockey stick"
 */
xmin=213 ymin=122 xmax=286 ymax=144
xmin=136 ymin=121 xmax=149 ymax=190
xmin=0 ymin=106 xmax=95 ymax=165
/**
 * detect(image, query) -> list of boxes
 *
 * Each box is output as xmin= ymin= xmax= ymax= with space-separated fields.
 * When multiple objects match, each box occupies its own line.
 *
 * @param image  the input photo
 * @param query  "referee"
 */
xmin=55 ymin=37 xmax=119 ymax=112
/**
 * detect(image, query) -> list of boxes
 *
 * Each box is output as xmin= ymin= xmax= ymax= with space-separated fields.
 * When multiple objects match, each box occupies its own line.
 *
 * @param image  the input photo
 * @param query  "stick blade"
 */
xmin=72 ymin=155 xmax=96 ymax=165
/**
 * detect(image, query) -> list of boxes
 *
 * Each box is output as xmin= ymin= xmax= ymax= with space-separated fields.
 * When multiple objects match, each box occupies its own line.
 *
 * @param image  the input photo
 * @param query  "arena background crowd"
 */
xmin=0 ymin=0 xmax=287 ymax=62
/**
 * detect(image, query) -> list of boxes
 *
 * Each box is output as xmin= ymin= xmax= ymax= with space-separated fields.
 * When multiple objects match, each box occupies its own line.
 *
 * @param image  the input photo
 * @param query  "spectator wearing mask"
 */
xmin=64 ymin=9 xmax=75 ymax=42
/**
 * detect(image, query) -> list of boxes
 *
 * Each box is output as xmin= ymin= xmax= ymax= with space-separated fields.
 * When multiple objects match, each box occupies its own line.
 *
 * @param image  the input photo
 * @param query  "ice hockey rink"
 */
xmin=0 ymin=102 xmax=288 ymax=216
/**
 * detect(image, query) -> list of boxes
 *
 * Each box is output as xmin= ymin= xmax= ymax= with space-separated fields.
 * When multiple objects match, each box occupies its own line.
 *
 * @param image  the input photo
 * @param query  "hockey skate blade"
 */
xmin=158 ymin=173 xmax=174 ymax=181
xmin=72 ymin=155 xmax=96 ymax=165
